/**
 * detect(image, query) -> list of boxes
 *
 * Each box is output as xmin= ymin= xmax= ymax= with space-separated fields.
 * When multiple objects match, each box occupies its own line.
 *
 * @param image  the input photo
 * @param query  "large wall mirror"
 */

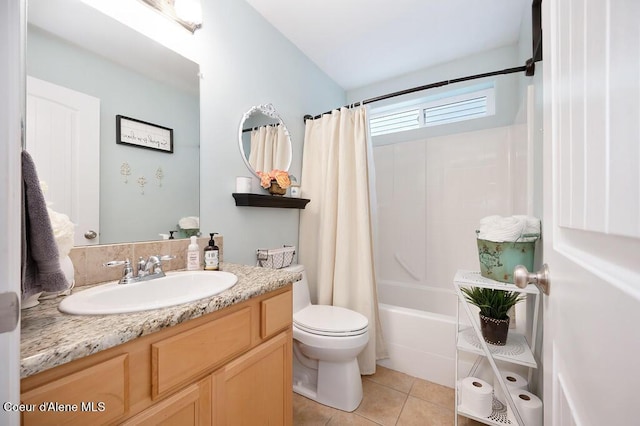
xmin=238 ymin=104 xmax=292 ymax=177
xmin=26 ymin=0 xmax=200 ymax=246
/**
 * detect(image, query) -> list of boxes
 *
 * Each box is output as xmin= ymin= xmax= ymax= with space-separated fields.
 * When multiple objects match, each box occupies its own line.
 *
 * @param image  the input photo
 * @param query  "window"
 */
xmin=369 ymin=109 xmax=420 ymax=136
xmin=369 ymin=86 xmax=495 ymax=137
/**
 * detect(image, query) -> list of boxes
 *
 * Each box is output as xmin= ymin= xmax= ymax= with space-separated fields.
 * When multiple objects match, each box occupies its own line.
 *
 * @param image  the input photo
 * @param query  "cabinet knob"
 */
xmin=513 ymin=264 xmax=550 ymax=295
xmin=84 ymin=230 xmax=97 ymax=240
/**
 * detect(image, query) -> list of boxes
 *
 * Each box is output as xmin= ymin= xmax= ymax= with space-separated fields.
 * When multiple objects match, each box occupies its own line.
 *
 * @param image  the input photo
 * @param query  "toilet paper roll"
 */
xmin=235 ymin=176 xmax=252 ymax=193
xmin=460 ymin=377 xmax=493 ymax=418
xmin=493 ymin=371 xmax=528 ymax=405
xmin=506 ymin=389 xmax=543 ymax=426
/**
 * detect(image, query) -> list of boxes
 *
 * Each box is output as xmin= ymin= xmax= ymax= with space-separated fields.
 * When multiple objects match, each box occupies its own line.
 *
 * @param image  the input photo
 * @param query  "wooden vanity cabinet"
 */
xmin=212 ymin=329 xmax=292 ymax=425
xmin=20 ymin=286 xmax=293 ymax=426
xmin=122 ymin=376 xmax=212 ymax=426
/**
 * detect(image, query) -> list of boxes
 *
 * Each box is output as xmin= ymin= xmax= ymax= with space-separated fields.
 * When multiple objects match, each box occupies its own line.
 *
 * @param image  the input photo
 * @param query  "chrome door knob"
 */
xmin=84 ymin=230 xmax=97 ymax=239
xmin=0 ymin=292 xmax=19 ymax=333
xmin=513 ymin=264 xmax=550 ymax=295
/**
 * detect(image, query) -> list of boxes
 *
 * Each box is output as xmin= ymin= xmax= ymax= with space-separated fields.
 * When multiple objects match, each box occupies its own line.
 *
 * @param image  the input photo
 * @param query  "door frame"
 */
xmin=0 ymin=1 xmax=25 ymax=425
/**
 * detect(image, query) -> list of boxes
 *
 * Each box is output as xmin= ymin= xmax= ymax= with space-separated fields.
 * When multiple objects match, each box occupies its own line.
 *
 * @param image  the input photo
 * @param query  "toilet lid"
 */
xmin=294 ymin=305 xmax=368 ymax=337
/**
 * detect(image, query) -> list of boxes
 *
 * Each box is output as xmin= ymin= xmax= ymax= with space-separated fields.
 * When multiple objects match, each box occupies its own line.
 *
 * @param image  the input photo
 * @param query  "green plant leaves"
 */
xmin=460 ymin=287 xmax=525 ymax=320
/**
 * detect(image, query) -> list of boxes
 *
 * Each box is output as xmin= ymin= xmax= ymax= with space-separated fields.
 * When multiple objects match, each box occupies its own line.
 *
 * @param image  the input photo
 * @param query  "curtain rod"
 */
xmin=303 ymin=58 xmax=535 ymax=122
xmin=241 ymin=123 xmax=281 ymax=133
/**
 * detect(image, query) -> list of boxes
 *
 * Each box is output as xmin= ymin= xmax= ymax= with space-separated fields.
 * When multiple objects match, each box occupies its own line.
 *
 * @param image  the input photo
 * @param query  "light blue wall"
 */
xmin=197 ymin=0 xmax=345 ymax=265
xmin=26 ymin=26 xmax=200 ymax=244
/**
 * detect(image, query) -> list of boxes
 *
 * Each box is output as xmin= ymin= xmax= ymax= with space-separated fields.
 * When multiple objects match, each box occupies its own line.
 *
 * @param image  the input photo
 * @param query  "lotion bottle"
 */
xmin=203 ymin=233 xmax=219 ymax=271
xmin=187 ymin=236 xmax=200 ymax=270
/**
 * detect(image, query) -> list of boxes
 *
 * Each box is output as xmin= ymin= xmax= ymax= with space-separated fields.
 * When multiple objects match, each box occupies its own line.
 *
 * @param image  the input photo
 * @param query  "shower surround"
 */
xmin=373 ymin=124 xmax=529 ymax=386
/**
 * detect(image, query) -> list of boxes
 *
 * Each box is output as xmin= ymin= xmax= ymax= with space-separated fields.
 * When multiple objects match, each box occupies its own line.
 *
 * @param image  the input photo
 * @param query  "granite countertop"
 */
xmin=20 ymin=263 xmax=300 ymax=379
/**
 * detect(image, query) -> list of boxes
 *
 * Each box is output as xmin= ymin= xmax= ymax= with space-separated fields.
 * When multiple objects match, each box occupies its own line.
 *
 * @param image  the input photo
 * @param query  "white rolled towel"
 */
xmin=178 ymin=216 xmax=200 ymax=229
xmin=514 ymin=215 xmax=541 ymax=238
xmin=477 ymin=215 xmax=540 ymax=242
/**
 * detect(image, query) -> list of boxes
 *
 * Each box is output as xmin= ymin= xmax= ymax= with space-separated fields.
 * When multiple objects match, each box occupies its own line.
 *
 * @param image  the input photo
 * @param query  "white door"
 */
xmin=26 ymin=76 xmax=100 ymax=246
xmin=542 ymin=0 xmax=640 ymax=424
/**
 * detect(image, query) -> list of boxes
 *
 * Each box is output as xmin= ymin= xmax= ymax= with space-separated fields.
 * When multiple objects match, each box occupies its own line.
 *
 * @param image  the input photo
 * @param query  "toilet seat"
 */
xmin=294 ymin=305 xmax=368 ymax=337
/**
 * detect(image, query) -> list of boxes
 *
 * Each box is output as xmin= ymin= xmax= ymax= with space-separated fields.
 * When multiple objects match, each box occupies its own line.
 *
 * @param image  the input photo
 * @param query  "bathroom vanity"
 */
xmin=19 ymin=263 xmax=297 ymax=425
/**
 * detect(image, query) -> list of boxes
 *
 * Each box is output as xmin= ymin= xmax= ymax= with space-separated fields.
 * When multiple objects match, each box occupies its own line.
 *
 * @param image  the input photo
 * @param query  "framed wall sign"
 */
xmin=116 ymin=115 xmax=174 ymax=153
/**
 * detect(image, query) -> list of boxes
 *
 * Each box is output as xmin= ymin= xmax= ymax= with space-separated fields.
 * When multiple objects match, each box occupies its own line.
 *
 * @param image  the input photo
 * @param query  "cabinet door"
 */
xmin=212 ymin=330 xmax=292 ymax=426
xmin=21 ymin=354 xmax=129 ymax=426
xmin=122 ymin=376 xmax=211 ymax=426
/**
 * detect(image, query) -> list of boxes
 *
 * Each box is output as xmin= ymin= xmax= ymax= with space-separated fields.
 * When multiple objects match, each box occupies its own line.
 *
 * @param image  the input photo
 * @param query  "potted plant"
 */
xmin=460 ymin=287 xmax=525 ymax=346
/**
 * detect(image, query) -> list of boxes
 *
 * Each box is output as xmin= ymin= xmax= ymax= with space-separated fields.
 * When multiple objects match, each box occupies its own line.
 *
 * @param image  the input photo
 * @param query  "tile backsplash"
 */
xmin=68 ymin=236 xmax=223 ymax=287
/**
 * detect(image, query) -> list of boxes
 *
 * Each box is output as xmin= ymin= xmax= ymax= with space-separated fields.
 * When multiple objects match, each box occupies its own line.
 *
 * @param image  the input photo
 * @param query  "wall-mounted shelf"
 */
xmin=232 ymin=193 xmax=310 ymax=209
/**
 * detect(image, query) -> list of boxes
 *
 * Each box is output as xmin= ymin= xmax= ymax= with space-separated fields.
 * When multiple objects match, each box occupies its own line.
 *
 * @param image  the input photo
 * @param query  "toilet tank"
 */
xmin=282 ymin=264 xmax=310 ymax=313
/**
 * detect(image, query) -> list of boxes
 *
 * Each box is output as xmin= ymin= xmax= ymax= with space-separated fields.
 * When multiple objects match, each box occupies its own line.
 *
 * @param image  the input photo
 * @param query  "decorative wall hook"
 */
xmin=137 ymin=176 xmax=147 ymax=195
xmin=121 ymin=162 xmax=132 ymax=183
xmin=156 ymin=167 xmax=164 ymax=187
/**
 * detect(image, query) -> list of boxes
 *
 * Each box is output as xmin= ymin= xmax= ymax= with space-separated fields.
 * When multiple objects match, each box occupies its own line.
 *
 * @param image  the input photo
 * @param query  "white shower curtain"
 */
xmin=248 ymin=124 xmax=289 ymax=172
xmin=299 ymin=106 xmax=387 ymax=375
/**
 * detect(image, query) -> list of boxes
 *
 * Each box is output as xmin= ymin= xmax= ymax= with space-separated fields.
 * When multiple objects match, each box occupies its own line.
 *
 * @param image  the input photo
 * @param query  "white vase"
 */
xmin=60 ymin=255 xmax=75 ymax=287
xmin=21 ymin=291 xmax=43 ymax=309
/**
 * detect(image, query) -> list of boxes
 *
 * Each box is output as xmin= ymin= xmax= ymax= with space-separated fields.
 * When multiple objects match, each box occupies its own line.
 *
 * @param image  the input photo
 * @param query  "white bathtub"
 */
xmin=377 ymin=280 xmax=467 ymax=387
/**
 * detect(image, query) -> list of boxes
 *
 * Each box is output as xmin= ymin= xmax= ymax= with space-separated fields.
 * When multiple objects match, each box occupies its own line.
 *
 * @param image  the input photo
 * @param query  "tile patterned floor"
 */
xmin=293 ymin=366 xmax=483 ymax=426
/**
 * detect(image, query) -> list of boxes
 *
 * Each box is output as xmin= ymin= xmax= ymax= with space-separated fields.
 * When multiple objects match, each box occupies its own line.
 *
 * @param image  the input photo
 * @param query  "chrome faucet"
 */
xmin=104 ymin=254 xmax=175 ymax=284
xmin=139 ymin=255 xmax=161 ymax=277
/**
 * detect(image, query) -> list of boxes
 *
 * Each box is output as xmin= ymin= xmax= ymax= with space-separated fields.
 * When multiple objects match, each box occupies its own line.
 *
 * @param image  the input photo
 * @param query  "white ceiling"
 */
xmin=28 ymin=0 xmax=530 ymax=94
xmin=245 ymin=0 xmax=530 ymax=90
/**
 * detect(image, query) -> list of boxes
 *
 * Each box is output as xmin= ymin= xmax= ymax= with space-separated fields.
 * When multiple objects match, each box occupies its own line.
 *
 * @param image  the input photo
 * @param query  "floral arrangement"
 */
xmin=48 ymin=207 xmax=75 ymax=257
xmin=257 ymin=169 xmax=293 ymax=189
xmin=40 ymin=181 xmax=75 ymax=257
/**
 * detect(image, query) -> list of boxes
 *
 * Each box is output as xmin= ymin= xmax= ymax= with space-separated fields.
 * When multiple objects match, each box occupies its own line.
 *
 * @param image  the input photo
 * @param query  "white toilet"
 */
xmin=283 ymin=264 xmax=369 ymax=412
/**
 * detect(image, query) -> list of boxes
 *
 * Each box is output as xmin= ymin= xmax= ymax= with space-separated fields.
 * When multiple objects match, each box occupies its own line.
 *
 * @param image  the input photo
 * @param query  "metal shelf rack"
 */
xmin=454 ymin=270 xmax=541 ymax=426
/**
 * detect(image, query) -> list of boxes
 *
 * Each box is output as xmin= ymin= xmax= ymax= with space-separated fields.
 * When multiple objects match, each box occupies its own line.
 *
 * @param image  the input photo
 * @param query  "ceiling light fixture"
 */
xmin=174 ymin=0 xmax=202 ymax=25
xmin=139 ymin=0 xmax=202 ymax=33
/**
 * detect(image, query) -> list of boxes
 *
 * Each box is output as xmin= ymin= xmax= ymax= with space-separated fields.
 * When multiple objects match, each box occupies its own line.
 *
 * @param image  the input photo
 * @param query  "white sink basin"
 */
xmin=58 ymin=271 xmax=238 ymax=315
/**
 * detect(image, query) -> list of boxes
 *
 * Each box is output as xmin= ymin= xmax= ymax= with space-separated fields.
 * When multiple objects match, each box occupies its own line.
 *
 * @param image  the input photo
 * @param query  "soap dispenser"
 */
xmin=187 ymin=236 xmax=200 ymax=271
xmin=203 ymin=233 xmax=219 ymax=271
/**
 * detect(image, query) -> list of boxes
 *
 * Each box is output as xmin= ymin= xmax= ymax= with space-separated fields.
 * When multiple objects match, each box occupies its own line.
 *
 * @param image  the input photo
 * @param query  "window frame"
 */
xmin=368 ymin=86 xmax=496 ymax=137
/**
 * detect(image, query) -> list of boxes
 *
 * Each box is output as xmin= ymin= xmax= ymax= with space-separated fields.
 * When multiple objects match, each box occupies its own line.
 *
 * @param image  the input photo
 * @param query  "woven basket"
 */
xmin=256 ymin=246 xmax=296 ymax=269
